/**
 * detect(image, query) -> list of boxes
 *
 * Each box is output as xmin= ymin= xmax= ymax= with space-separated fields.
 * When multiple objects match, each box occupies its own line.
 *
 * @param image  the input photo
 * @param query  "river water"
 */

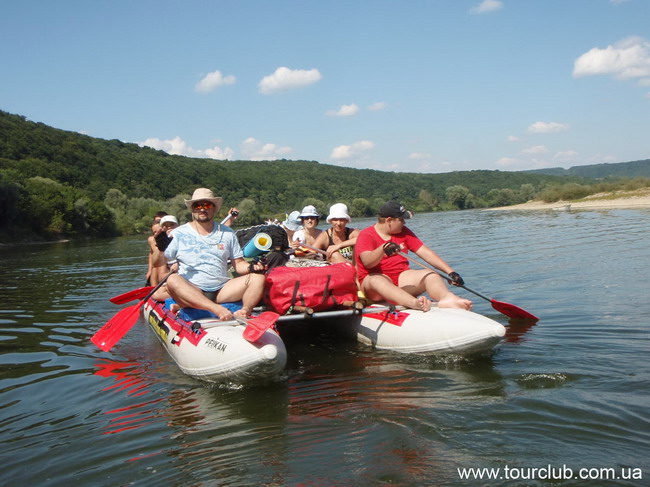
xmin=1 ymin=208 xmax=649 ymax=486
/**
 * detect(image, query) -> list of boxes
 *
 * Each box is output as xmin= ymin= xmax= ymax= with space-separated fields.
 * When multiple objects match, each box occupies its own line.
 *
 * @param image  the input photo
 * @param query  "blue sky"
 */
xmin=1 ymin=0 xmax=648 ymax=173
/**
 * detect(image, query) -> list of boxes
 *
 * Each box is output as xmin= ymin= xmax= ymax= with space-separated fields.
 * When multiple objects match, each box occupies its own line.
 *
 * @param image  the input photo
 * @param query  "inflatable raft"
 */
xmin=142 ymin=299 xmax=505 ymax=383
xmin=143 ymin=299 xmax=287 ymax=384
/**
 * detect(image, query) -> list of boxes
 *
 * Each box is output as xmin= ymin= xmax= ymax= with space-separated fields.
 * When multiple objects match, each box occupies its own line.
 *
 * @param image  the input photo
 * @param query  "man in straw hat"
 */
xmin=152 ymin=188 xmax=266 ymax=320
xmin=354 ymin=201 xmax=472 ymax=312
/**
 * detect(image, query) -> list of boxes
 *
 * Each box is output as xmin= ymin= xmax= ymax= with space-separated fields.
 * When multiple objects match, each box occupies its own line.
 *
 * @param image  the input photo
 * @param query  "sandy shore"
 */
xmin=488 ymin=188 xmax=650 ymax=211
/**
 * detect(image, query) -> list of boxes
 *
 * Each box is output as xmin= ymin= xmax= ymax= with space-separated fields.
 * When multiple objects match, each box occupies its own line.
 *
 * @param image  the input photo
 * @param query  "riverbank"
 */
xmin=489 ymin=188 xmax=650 ymax=211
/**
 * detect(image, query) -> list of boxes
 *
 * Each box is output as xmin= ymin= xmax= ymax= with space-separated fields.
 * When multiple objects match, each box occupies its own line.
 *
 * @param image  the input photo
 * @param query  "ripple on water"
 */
xmin=514 ymin=372 xmax=573 ymax=389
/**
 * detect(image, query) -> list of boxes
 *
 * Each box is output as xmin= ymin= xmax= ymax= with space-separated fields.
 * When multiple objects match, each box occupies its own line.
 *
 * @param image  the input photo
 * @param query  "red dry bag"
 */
xmin=264 ymin=262 xmax=358 ymax=314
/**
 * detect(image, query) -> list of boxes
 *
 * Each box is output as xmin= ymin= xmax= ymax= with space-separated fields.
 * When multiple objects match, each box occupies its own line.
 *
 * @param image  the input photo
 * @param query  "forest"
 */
xmin=1 ymin=109 xmax=649 ymax=242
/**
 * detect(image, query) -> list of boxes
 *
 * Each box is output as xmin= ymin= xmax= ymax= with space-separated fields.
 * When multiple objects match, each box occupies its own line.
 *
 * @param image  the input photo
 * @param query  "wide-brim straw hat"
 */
xmin=184 ymin=188 xmax=223 ymax=212
xmin=326 ymin=203 xmax=351 ymax=223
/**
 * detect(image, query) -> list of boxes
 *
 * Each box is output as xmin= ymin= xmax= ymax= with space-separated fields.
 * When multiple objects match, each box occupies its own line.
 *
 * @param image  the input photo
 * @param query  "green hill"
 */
xmin=525 ymin=159 xmax=650 ymax=179
xmin=0 ymin=109 xmax=644 ymax=241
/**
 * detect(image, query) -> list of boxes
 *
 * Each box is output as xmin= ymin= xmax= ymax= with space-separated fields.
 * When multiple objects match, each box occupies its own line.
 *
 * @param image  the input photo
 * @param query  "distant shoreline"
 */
xmin=488 ymin=189 xmax=650 ymax=211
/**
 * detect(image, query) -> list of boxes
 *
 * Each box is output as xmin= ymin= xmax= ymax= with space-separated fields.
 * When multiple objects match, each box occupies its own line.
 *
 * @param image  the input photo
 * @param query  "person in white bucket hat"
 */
xmin=152 ymin=187 xmax=267 ymax=321
xmin=314 ymin=203 xmax=360 ymax=263
xmin=291 ymin=205 xmax=324 ymax=259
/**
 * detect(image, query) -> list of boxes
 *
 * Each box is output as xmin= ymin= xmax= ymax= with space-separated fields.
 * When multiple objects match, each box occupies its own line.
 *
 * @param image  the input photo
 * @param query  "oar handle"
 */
xmin=141 ymin=268 xmax=176 ymax=304
xmin=298 ymin=243 xmax=327 ymax=255
xmin=220 ymin=210 xmax=238 ymax=225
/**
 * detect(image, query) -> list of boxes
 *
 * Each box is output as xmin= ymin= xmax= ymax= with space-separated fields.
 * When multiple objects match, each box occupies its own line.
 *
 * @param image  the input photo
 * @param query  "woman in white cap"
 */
xmin=291 ymin=205 xmax=323 ymax=259
xmin=313 ymin=203 xmax=359 ymax=263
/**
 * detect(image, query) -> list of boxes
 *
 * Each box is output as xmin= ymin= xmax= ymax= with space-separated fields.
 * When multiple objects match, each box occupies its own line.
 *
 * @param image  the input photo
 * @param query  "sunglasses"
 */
xmin=302 ymin=216 xmax=318 ymax=221
xmin=192 ymin=201 xmax=215 ymax=211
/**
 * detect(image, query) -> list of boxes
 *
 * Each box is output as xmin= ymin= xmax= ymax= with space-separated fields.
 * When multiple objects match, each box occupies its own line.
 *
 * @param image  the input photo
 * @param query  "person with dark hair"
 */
xmin=290 ymin=205 xmax=324 ymax=259
xmin=354 ymin=201 xmax=472 ymax=312
xmin=146 ymin=211 xmax=168 ymax=285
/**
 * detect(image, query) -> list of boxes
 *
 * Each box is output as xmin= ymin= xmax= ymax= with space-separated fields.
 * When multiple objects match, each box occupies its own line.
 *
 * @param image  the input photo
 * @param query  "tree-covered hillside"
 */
xmin=525 ymin=159 xmax=650 ymax=179
xmin=0 ymin=109 xmax=644 ymax=242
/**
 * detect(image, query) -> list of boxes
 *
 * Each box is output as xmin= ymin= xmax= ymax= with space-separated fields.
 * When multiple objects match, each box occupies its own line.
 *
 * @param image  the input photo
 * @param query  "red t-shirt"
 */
xmin=354 ymin=225 xmax=424 ymax=285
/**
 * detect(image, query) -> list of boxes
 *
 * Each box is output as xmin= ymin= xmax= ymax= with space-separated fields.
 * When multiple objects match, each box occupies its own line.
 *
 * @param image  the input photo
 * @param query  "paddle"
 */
xmin=238 ymin=311 xmax=281 ymax=342
xmin=108 ymin=211 xmax=238 ymax=305
xmin=297 ymin=243 xmax=327 ymax=256
xmin=400 ymin=252 xmax=539 ymax=321
xmin=110 ymin=286 xmax=154 ymax=305
xmin=92 ymin=270 xmax=175 ymax=352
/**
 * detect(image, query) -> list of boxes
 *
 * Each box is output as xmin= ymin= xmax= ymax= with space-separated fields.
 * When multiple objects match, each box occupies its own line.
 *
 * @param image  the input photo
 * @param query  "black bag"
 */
xmin=236 ymin=224 xmax=289 ymax=252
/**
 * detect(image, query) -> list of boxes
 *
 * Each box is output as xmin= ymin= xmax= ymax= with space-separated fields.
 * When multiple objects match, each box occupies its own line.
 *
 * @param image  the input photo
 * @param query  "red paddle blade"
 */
xmin=91 ymin=303 xmax=143 ymax=352
xmin=491 ymin=299 xmax=539 ymax=321
xmin=109 ymin=286 xmax=154 ymax=304
xmin=242 ymin=312 xmax=280 ymax=342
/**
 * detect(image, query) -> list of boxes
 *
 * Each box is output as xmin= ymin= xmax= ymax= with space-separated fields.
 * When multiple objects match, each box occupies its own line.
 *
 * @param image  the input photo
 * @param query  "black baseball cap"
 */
xmin=379 ymin=201 xmax=411 ymax=219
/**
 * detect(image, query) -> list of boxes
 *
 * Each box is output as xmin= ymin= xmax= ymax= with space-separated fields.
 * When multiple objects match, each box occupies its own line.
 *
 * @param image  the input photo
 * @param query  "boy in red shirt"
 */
xmin=355 ymin=201 xmax=472 ymax=312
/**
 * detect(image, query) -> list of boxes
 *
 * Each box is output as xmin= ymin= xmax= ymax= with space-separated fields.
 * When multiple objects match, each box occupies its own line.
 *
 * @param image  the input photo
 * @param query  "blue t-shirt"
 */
xmin=164 ymin=222 xmax=243 ymax=292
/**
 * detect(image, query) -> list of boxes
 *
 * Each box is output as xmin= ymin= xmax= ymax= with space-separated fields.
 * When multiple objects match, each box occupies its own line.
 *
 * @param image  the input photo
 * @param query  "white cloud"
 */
xmin=409 ymin=152 xmax=432 ymax=160
xmin=330 ymin=140 xmax=375 ymax=160
xmin=470 ymin=0 xmax=503 ymax=14
xmin=554 ymin=150 xmax=579 ymax=161
xmin=195 ymin=70 xmax=236 ymax=93
xmin=326 ymin=103 xmax=360 ymax=117
xmin=140 ymin=136 xmax=234 ymax=160
xmin=240 ymin=137 xmax=292 ymax=161
xmin=522 ymin=145 xmax=549 ymax=155
xmin=507 ymin=135 xmax=520 ymax=142
xmin=638 ymin=78 xmax=650 ymax=86
xmin=368 ymin=101 xmax=388 ymax=111
xmin=527 ymin=121 xmax=570 ymax=133
xmin=573 ymin=37 xmax=650 ymax=80
xmin=610 ymin=0 xmax=628 ymax=5
xmin=258 ymin=67 xmax=322 ymax=94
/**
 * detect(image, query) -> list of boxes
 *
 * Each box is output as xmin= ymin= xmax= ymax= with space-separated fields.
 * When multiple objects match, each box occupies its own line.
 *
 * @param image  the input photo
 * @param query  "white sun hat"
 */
xmin=282 ymin=211 xmax=302 ymax=231
xmin=326 ymin=203 xmax=351 ymax=223
xmin=299 ymin=205 xmax=321 ymax=219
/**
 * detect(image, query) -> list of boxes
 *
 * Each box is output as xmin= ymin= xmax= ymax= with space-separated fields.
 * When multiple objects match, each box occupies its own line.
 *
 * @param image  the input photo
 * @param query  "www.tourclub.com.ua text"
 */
xmin=457 ymin=465 xmax=643 ymax=482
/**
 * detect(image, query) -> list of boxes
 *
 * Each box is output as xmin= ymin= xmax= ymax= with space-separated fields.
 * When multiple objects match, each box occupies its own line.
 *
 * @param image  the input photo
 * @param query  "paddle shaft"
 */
xmin=400 ymin=252 xmax=538 ymax=320
xmin=399 ymin=253 xmax=493 ymax=302
xmin=298 ymin=243 xmax=327 ymax=255
xmin=92 ymin=269 xmax=175 ymax=351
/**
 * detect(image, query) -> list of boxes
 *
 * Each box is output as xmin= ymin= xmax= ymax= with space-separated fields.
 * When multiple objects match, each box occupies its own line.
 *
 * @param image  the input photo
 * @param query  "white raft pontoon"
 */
xmin=274 ymin=304 xmax=506 ymax=355
xmin=143 ymin=298 xmax=287 ymax=384
xmin=355 ymin=305 xmax=506 ymax=354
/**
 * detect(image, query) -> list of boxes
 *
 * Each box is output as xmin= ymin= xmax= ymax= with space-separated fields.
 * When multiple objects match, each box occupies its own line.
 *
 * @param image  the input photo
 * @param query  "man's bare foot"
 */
xmin=233 ymin=307 xmax=252 ymax=319
xmin=409 ymin=296 xmax=431 ymax=312
xmin=437 ymin=293 xmax=472 ymax=310
xmin=214 ymin=305 xmax=234 ymax=321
